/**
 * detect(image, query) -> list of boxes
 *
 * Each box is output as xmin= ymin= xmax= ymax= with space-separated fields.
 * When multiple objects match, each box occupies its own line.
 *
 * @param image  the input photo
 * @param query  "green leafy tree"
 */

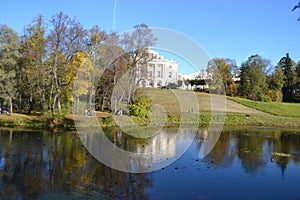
xmin=21 ymin=15 xmax=48 ymax=113
xmin=0 ymin=24 xmax=21 ymax=116
xmin=295 ymin=61 xmax=300 ymax=82
xmin=278 ymin=53 xmax=296 ymax=102
xmin=267 ymin=66 xmax=285 ymax=102
xmin=239 ymin=55 xmax=269 ymax=101
xmin=293 ymin=61 xmax=300 ymax=102
xmin=207 ymin=58 xmax=238 ymax=96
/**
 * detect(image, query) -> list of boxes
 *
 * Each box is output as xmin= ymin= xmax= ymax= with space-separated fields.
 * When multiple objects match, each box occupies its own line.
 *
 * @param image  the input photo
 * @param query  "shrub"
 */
xmin=128 ymin=96 xmax=152 ymax=118
xmin=267 ymin=89 xmax=283 ymax=102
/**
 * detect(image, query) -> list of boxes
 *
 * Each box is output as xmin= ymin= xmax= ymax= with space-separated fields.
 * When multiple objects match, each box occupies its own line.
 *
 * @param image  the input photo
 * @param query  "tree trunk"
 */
xmin=9 ymin=97 xmax=13 ymax=116
xmin=114 ymin=98 xmax=117 ymax=114
xmin=28 ymin=87 xmax=34 ymax=114
xmin=88 ymin=86 xmax=94 ymax=110
xmin=18 ymin=93 xmax=22 ymax=113
xmin=52 ymin=93 xmax=57 ymax=113
xmin=48 ymin=81 xmax=54 ymax=111
xmin=51 ymin=54 xmax=61 ymax=114
xmin=57 ymin=91 xmax=61 ymax=114
xmin=52 ymin=87 xmax=61 ymax=114
xmin=40 ymin=74 xmax=46 ymax=114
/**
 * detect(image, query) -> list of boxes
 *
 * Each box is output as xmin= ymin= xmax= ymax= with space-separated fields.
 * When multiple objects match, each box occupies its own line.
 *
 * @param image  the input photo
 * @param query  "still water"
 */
xmin=0 ymin=127 xmax=300 ymax=199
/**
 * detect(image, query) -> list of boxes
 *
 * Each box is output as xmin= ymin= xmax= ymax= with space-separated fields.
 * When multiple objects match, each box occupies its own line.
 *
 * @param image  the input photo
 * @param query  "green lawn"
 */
xmin=130 ymin=88 xmax=300 ymax=127
xmin=227 ymin=96 xmax=300 ymax=117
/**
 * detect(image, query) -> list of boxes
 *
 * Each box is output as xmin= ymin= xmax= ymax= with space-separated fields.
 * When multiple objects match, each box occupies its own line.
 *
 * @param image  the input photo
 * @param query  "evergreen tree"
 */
xmin=279 ymin=53 xmax=296 ymax=102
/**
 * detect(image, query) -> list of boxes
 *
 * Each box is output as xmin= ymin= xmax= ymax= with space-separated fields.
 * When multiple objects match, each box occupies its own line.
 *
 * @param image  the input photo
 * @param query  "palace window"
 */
xmin=157 ymin=71 xmax=161 ymax=78
xmin=149 ymin=71 xmax=153 ymax=78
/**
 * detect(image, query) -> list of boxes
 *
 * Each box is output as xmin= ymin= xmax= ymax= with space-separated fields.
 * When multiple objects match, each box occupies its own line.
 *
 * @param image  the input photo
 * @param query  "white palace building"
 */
xmin=138 ymin=49 xmax=178 ymax=88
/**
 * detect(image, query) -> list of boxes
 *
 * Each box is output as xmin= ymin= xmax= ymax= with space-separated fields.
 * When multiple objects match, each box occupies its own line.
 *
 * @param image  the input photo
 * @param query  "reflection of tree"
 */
xmin=204 ymin=130 xmax=236 ymax=168
xmin=235 ymin=131 xmax=267 ymax=173
xmin=0 ymin=129 xmax=152 ymax=199
xmin=270 ymin=131 xmax=300 ymax=176
xmin=290 ymin=134 xmax=300 ymax=166
xmin=2 ymin=128 xmax=300 ymax=198
xmin=195 ymin=128 xmax=300 ymax=176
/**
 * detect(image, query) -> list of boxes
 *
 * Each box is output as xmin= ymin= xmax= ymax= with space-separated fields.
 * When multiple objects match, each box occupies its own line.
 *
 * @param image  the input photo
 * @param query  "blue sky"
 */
xmin=1 ymin=0 xmax=300 ymax=74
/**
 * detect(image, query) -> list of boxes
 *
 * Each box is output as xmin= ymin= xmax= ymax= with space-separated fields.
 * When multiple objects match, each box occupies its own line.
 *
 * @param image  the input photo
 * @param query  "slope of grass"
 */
xmin=132 ymin=88 xmax=299 ymax=127
xmin=227 ymin=97 xmax=300 ymax=117
xmin=136 ymin=88 xmax=263 ymax=113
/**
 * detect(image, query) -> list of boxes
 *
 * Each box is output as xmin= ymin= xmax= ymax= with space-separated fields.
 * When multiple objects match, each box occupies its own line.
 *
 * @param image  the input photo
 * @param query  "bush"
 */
xmin=128 ymin=96 xmax=152 ymax=118
xmin=267 ymin=89 xmax=283 ymax=102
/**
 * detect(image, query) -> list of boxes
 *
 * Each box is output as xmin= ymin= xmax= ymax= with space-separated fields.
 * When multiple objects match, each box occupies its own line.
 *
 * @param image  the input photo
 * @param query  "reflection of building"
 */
xmin=136 ymin=130 xmax=177 ymax=161
xmin=138 ymin=49 xmax=178 ymax=88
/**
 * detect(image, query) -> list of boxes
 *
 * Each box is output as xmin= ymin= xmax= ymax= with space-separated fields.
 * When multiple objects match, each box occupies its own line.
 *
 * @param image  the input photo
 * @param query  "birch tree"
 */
xmin=47 ymin=12 xmax=87 ymax=113
xmin=119 ymin=24 xmax=157 ymax=104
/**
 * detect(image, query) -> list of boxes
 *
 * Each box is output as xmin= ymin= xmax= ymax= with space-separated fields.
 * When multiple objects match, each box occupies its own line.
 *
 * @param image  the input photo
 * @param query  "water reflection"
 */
xmin=78 ymin=126 xmax=197 ymax=173
xmin=0 ymin=129 xmax=153 ymax=199
xmin=0 ymin=128 xmax=300 ymax=199
xmin=202 ymin=129 xmax=300 ymax=176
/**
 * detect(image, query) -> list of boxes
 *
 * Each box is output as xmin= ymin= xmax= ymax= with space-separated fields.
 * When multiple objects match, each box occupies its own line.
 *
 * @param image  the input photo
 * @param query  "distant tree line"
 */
xmin=0 ymin=12 xmax=300 ymax=116
xmin=205 ymin=54 xmax=300 ymax=102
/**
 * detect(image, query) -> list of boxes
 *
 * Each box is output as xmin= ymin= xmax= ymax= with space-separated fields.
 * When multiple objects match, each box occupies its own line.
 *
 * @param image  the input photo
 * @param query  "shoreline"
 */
xmin=0 ymin=112 xmax=299 ymax=130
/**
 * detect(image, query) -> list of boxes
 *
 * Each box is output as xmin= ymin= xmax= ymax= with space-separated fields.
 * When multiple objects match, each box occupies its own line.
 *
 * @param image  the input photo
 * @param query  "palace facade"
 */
xmin=138 ymin=49 xmax=178 ymax=88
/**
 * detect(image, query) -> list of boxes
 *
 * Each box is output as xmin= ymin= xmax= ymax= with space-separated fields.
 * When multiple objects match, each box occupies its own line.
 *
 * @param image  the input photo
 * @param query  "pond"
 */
xmin=0 ymin=127 xmax=300 ymax=199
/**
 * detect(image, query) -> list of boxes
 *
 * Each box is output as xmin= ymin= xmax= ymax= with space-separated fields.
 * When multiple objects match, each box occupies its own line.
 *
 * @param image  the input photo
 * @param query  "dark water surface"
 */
xmin=0 ymin=127 xmax=300 ymax=199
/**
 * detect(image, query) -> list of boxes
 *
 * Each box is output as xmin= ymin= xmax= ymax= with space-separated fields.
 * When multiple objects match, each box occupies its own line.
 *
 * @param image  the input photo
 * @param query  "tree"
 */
xmin=292 ymin=2 xmax=300 ymax=21
xmin=47 ymin=12 xmax=87 ymax=114
xmin=207 ymin=58 xmax=238 ymax=96
xmin=0 ymin=24 xmax=21 ymax=116
xmin=268 ymin=66 xmax=285 ymax=102
xmin=278 ymin=53 xmax=296 ymax=102
xmin=292 ymin=61 xmax=300 ymax=102
xmin=92 ymin=31 xmax=128 ymax=111
xmin=239 ymin=55 xmax=269 ymax=101
xmin=296 ymin=61 xmax=300 ymax=82
xmin=71 ymin=51 xmax=102 ymax=115
xmin=120 ymin=24 xmax=157 ymax=103
xmin=106 ymin=24 xmax=157 ymax=114
xmin=21 ymin=15 xmax=48 ymax=113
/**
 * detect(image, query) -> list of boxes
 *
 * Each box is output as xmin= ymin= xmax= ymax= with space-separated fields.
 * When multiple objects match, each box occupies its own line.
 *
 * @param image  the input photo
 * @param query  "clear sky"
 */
xmin=1 ymin=0 xmax=300 ymax=74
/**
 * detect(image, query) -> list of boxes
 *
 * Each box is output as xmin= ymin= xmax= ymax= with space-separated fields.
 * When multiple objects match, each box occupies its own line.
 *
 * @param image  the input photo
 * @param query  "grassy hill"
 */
xmin=227 ymin=96 xmax=300 ymax=118
xmin=135 ymin=88 xmax=300 ymax=127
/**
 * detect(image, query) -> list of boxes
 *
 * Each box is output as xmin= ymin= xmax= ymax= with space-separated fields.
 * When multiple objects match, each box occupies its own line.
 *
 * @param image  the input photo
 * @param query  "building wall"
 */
xmin=138 ymin=50 xmax=178 ymax=88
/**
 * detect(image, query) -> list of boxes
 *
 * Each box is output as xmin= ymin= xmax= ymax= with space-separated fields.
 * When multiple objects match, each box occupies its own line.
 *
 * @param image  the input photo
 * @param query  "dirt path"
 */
xmin=197 ymin=93 xmax=267 ymax=114
xmin=225 ymin=98 xmax=266 ymax=114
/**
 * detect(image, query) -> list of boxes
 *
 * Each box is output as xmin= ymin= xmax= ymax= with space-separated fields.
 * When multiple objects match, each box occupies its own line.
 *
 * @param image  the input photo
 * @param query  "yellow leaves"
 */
xmin=67 ymin=51 xmax=99 ymax=98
